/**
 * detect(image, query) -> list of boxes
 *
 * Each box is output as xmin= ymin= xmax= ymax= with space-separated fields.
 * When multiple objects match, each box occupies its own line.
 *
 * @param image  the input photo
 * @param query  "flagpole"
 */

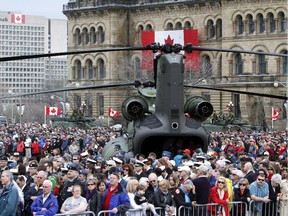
xmin=271 ymin=107 xmax=274 ymax=131
xmin=44 ymin=106 xmax=47 ymax=125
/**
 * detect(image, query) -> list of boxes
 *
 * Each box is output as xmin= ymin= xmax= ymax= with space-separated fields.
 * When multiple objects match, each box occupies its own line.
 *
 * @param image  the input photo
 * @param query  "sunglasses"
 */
xmin=87 ymin=184 xmax=95 ymax=186
xmin=218 ymin=181 xmax=225 ymax=184
xmin=123 ymin=169 xmax=129 ymax=171
xmin=258 ymin=178 xmax=265 ymax=181
xmin=239 ymin=183 xmax=246 ymax=186
xmin=150 ymin=180 xmax=156 ymax=183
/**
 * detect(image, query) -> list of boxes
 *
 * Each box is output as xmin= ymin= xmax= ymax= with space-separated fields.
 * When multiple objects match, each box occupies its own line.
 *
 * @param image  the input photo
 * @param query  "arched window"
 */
xmin=268 ymin=13 xmax=275 ymax=33
xmin=247 ymin=14 xmax=255 ymax=34
xmin=184 ymin=21 xmax=192 ymax=30
xmin=83 ymin=28 xmax=89 ymax=45
xmin=136 ymin=25 xmax=144 ymax=45
xmin=76 ymin=28 xmax=81 ymax=45
xmin=97 ymin=59 xmax=105 ymax=79
xmin=146 ymin=24 xmax=152 ymax=31
xmin=258 ymin=53 xmax=266 ymax=74
xmin=207 ymin=20 xmax=215 ymax=38
xmin=98 ymin=26 xmax=105 ymax=44
xmin=236 ymin=15 xmax=244 ymax=35
xmin=282 ymin=50 xmax=288 ymax=75
xmin=279 ymin=12 xmax=287 ymax=32
xmin=202 ymin=55 xmax=212 ymax=77
xmin=76 ymin=60 xmax=82 ymax=80
xmin=216 ymin=19 xmax=222 ymax=38
xmin=90 ymin=27 xmax=97 ymax=44
xmin=87 ymin=60 xmax=94 ymax=79
xmin=166 ymin=23 xmax=173 ymax=30
xmin=258 ymin=14 xmax=265 ymax=33
xmin=175 ymin=22 xmax=182 ymax=30
xmin=134 ymin=57 xmax=141 ymax=80
xmin=235 ymin=53 xmax=243 ymax=75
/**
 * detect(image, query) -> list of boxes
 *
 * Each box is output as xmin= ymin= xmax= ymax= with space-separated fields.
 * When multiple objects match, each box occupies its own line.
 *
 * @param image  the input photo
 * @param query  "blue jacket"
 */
xmin=0 ymin=182 xmax=19 ymax=216
xmin=102 ymin=183 xmax=130 ymax=216
xmin=31 ymin=193 xmax=58 ymax=216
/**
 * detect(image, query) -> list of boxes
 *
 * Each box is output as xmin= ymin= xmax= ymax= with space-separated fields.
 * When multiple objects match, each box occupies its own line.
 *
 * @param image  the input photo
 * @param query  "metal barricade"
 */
xmin=97 ymin=207 xmax=165 ymax=216
xmin=56 ymin=211 xmax=95 ymax=216
xmin=249 ymin=200 xmax=280 ymax=216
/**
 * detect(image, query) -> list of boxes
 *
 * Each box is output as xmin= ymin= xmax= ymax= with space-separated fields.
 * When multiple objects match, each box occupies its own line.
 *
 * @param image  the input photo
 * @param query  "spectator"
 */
xmin=102 ymin=172 xmax=130 ymax=215
xmin=243 ymin=162 xmax=256 ymax=184
xmin=231 ymin=169 xmax=244 ymax=189
xmin=249 ymin=173 xmax=270 ymax=215
xmin=133 ymin=160 xmax=147 ymax=180
xmin=126 ymin=178 xmax=141 ymax=209
xmin=97 ymin=180 xmax=107 ymax=194
xmin=178 ymin=165 xmax=192 ymax=186
xmin=168 ymin=173 xmax=179 ymax=194
xmin=122 ymin=164 xmax=134 ymax=182
xmin=30 ymin=180 xmax=58 ymax=216
xmin=0 ymin=170 xmax=19 ymax=216
xmin=86 ymin=179 xmax=102 ymax=216
xmin=154 ymin=179 xmax=175 ymax=216
xmin=60 ymin=184 xmax=88 ymax=214
xmin=146 ymin=172 xmax=159 ymax=203
xmin=209 ymin=176 xmax=230 ymax=216
xmin=233 ymin=178 xmax=251 ymax=216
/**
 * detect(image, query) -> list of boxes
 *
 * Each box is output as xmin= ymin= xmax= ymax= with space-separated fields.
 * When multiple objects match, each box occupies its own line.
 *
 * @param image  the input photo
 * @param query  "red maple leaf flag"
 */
xmin=11 ymin=14 xmax=26 ymax=24
xmin=141 ymin=30 xmax=199 ymax=70
xmin=272 ymin=107 xmax=280 ymax=120
xmin=45 ymin=106 xmax=62 ymax=116
xmin=108 ymin=107 xmax=120 ymax=118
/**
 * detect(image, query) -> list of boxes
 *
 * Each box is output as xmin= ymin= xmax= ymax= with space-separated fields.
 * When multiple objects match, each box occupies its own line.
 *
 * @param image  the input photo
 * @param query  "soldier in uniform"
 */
xmin=26 ymin=160 xmax=39 ymax=187
xmin=57 ymin=163 xmax=84 ymax=212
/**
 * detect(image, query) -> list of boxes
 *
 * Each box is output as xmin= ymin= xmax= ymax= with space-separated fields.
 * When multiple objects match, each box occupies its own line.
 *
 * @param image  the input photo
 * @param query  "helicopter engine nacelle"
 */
xmin=184 ymin=96 xmax=214 ymax=122
xmin=121 ymin=96 xmax=149 ymax=121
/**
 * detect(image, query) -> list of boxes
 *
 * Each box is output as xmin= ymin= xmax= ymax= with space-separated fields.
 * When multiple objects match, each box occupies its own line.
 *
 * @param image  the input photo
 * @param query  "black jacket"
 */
xmin=88 ymin=190 xmax=102 ymax=216
xmin=173 ymin=188 xmax=196 ymax=208
xmin=154 ymin=189 xmax=175 ymax=209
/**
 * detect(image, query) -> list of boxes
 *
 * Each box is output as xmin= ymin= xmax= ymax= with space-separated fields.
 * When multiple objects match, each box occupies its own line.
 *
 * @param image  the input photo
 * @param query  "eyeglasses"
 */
xmin=150 ymin=180 xmax=156 ymax=183
xmin=73 ymin=158 xmax=79 ymax=161
xmin=123 ymin=169 xmax=129 ymax=171
xmin=258 ymin=178 xmax=265 ymax=182
xmin=239 ymin=183 xmax=247 ymax=186
xmin=87 ymin=184 xmax=95 ymax=186
xmin=218 ymin=181 xmax=225 ymax=184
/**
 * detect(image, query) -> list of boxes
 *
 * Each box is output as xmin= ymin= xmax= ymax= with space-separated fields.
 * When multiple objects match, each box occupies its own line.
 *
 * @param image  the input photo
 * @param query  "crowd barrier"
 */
xmin=56 ymin=211 xmax=95 ymax=216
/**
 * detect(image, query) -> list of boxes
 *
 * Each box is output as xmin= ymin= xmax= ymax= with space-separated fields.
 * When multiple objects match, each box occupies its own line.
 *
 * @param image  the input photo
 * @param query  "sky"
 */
xmin=1 ymin=0 xmax=68 ymax=19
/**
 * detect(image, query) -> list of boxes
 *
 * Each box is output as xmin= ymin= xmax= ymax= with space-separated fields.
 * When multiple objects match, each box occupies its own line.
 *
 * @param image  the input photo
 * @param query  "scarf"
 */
xmin=217 ymin=189 xmax=226 ymax=216
xmin=180 ymin=185 xmax=191 ymax=203
xmin=86 ymin=188 xmax=97 ymax=202
xmin=103 ymin=184 xmax=119 ymax=210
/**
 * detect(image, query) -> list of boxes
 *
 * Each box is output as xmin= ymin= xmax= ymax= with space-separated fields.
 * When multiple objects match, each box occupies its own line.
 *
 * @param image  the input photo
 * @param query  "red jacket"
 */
xmin=209 ymin=186 xmax=230 ymax=216
xmin=31 ymin=141 xmax=40 ymax=155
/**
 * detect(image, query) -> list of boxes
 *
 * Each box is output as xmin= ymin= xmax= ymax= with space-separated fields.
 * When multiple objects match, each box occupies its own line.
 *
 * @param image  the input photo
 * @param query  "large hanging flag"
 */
xmin=45 ymin=106 xmax=62 ymax=116
xmin=11 ymin=14 xmax=25 ymax=24
xmin=108 ymin=107 xmax=120 ymax=118
xmin=16 ymin=104 xmax=25 ymax=116
xmin=141 ymin=29 xmax=199 ymax=70
xmin=272 ymin=107 xmax=280 ymax=120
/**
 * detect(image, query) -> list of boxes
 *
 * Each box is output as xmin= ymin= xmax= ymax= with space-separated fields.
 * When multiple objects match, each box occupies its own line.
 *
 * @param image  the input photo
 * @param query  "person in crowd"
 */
xmin=122 ymin=164 xmax=134 ymax=182
xmin=16 ymin=175 xmax=29 ymax=194
xmin=146 ymin=172 xmax=159 ymax=202
xmin=178 ymin=165 xmax=192 ymax=186
xmin=209 ymin=176 xmax=230 ymax=216
xmin=30 ymin=180 xmax=58 ymax=216
xmin=154 ymin=179 xmax=175 ymax=216
xmin=233 ymin=178 xmax=251 ymax=216
xmin=174 ymin=179 xmax=196 ymax=215
xmin=231 ymin=169 xmax=244 ymax=189
xmin=26 ymin=161 xmax=39 ymax=187
xmin=135 ymin=184 xmax=159 ymax=216
xmin=168 ymin=173 xmax=179 ymax=194
xmin=243 ymin=162 xmax=256 ymax=184
xmin=97 ymin=180 xmax=107 ymax=194
xmin=102 ymin=172 xmax=130 ymax=215
xmin=86 ymin=178 xmax=102 ymax=216
xmin=134 ymin=160 xmax=147 ymax=180
xmin=249 ymin=173 xmax=270 ymax=215
xmin=0 ymin=170 xmax=19 ymax=216
xmin=126 ymin=178 xmax=141 ymax=209
xmin=60 ymin=184 xmax=88 ymax=214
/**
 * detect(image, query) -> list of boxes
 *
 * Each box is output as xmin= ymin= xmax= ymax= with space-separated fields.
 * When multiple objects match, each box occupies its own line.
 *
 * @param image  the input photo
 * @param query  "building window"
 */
xmin=258 ymin=14 xmax=265 ymax=33
xmin=235 ymin=53 xmax=243 ymax=75
xmin=97 ymin=59 xmax=105 ymax=79
xmin=207 ymin=20 xmax=215 ymax=38
xmin=166 ymin=23 xmax=173 ymax=30
xmin=76 ymin=60 xmax=82 ymax=80
xmin=279 ymin=12 xmax=287 ymax=32
xmin=234 ymin=94 xmax=241 ymax=119
xmin=98 ymin=26 xmax=105 ymax=44
xmin=201 ymin=55 xmax=212 ymax=77
xmin=216 ymin=19 xmax=222 ymax=39
xmin=258 ymin=54 xmax=266 ymax=74
xmin=248 ymin=15 xmax=255 ymax=34
xmin=268 ymin=13 xmax=276 ymax=33
xmin=175 ymin=22 xmax=182 ymax=30
xmin=83 ymin=28 xmax=89 ymax=45
xmin=146 ymin=24 xmax=152 ymax=31
xmin=98 ymin=95 xmax=104 ymax=116
xmin=282 ymin=50 xmax=288 ymax=75
xmin=236 ymin=15 xmax=244 ymax=35
xmin=87 ymin=60 xmax=93 ymax=79
xmin=91 ymin=27 xmax=97 ymax=44
xmin=76 ymin=28 xmax=81 ymax=45
xmin=184 ymin=21 xmax=192 ymax=30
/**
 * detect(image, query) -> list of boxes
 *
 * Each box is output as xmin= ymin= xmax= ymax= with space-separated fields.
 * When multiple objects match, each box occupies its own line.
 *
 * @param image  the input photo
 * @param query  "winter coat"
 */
xmin=0 ymin=182 xmax=19 ymax=216
xmin=208 ymin=186 xmax=230 ymax=216
xmin=30 ymin=193 xmax=58 ymax=216
xmin=88 ymin=190 xmax=102 ymax=216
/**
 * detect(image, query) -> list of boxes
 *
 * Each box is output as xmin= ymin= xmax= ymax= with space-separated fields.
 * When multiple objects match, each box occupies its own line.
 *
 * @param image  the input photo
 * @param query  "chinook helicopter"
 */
xmin=0 ymin=43 xmax=287 ymax=160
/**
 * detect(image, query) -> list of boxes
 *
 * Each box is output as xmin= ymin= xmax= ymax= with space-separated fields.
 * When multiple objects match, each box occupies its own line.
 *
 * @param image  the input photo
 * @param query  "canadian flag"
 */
xmin=11 ymin=14 xmax=25 ymax=24
xmin=108 ymin=108 xmax=120 ymax=118
xmin=142 ymin=30 xmax=199 ymax=70
xmin=272 ymin=107 xmax=280 ymax=120
xmin=45 ymin=106 xmax=62 ymax=116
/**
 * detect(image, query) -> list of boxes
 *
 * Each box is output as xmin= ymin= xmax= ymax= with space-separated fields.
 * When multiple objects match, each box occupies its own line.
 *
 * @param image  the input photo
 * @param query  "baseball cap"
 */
xmin=231 ymin=169 xmax=243 ymax=178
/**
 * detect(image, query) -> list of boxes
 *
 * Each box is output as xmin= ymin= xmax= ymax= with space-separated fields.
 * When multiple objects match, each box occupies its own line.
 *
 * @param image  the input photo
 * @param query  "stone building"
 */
xmin=63 ymin=0 xmax=287 ymax=130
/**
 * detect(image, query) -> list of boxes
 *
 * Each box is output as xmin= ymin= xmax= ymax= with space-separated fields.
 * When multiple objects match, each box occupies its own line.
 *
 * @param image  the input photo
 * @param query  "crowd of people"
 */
xmin=0 ymin=122 xmax=287 ymax=216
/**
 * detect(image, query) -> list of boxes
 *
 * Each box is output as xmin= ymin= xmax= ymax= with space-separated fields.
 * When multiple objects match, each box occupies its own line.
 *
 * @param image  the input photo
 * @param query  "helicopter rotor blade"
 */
xmin=0 ymin=82 xmax=136 ymax=100
xmin=185 ymin=84 xmax=288 ymax=100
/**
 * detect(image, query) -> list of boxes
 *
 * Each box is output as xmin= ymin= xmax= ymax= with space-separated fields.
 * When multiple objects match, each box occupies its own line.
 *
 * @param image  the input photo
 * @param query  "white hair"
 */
xmin=271 ymin=174 xmax=282 ymax=185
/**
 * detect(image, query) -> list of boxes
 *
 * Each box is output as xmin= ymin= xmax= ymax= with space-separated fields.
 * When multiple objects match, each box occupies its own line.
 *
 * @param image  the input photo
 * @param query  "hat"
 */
xmin=80 ymin=151 xmax=89 ymax=157
xmin=107 ymin=160 xmax=116 ymax=167
xmin=193 ymin=161 xmax=203 ymax=167
xmin=29 ymin=162 xmax=38 ymax=168
xmin=183 ymin=180 xmax=193 ymax=188
xmin=87 ymin=158 xmax=97 ymax=164
xmin=7 ymin=161 xmax=17 ymax=169
xmin=264 ymin=151 xmax=270 ymax=156
xmin=13 ymin=152 xmax=20 ymax=157
xmin=183 ymin=149 xmax=191 ymax=155
xmin=162 ymin=151 xmax=172 ymax=159
xmin=196 ymin=165 xmax=209 ymax=173
xmin=178 ymin=166 xmax=190 ymax=172
xmin=79 ymin=169 xmax=87 ymax=175
xmin=68 ymin=163 xmax=79 ymax=171
xmin=135 ymin=160 xmax=145 ymax=167
xmin=183 ymin=160 xmax=194 ymax=167
xmin=61 ymin=168 xmax=68 ymax=174
xmin=231 ymin=169 xmax=243 ymax=178
xmin=115 ymin=167 xmax=123 ymax=173
xmin=113 ymin=157 xmax=123 ymax=164
xmin=196 ymin=155 xmax=206 ymax=161
xmin=0 ymin=155 xmax=7 ymax=161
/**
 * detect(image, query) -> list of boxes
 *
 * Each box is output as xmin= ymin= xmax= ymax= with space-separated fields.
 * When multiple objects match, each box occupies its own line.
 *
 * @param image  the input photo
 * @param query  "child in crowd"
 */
xmin=134 ymin=184 xmax=160 ymax=216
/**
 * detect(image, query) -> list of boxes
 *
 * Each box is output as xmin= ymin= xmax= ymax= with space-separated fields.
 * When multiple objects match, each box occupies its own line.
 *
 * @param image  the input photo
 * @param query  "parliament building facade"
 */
xmin=63 ymin=0 xmax=287 ymax=130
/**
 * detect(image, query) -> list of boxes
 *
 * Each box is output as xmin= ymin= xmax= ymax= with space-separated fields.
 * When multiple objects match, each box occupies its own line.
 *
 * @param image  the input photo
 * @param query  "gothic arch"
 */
xmin=274 ymin=43 xmax=288 ymax=53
